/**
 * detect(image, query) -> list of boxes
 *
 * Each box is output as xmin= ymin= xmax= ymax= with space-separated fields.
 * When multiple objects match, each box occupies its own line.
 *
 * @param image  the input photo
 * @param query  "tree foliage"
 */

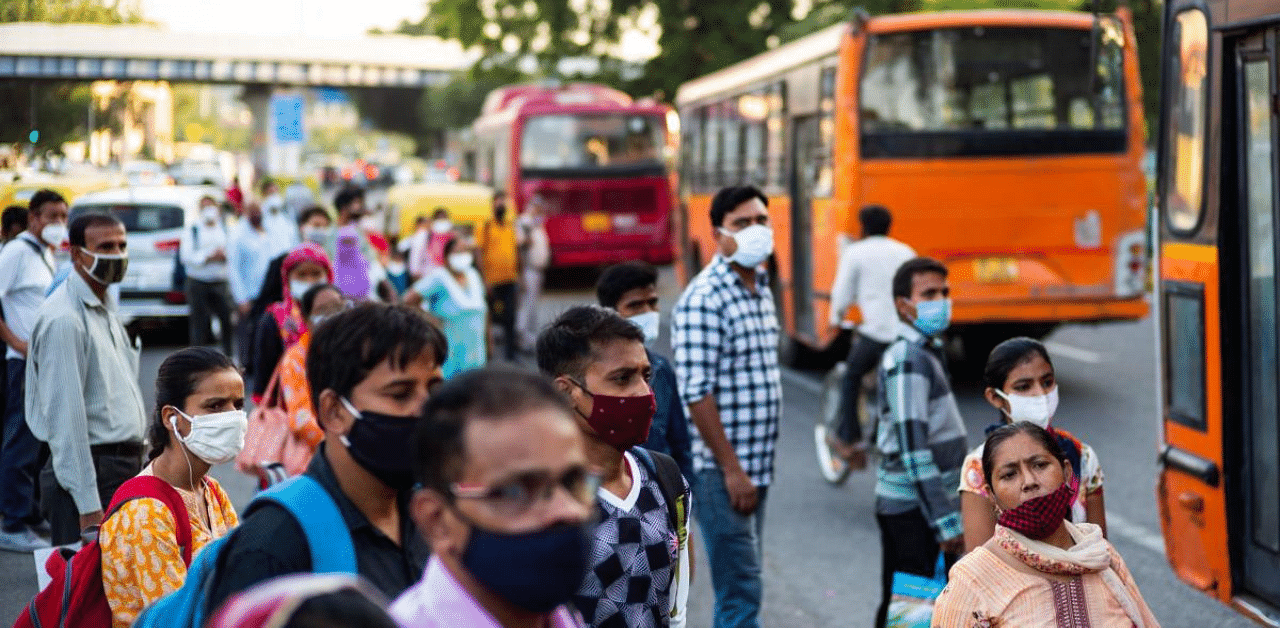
xmin=0 ymin=0 xmax=145 ymax=149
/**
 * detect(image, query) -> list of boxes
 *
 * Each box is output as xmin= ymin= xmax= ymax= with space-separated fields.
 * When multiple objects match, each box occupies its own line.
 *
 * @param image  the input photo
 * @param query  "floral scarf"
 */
xmin=266 ymin=243 xmax=333 ymax=349
xmin=995 ymin=522 xmax=1147 ymax=628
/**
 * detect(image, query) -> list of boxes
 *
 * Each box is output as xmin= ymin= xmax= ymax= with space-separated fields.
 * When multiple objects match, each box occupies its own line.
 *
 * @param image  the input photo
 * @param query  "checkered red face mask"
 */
xmin=997 ymin=474 xmax=1078 ymax=539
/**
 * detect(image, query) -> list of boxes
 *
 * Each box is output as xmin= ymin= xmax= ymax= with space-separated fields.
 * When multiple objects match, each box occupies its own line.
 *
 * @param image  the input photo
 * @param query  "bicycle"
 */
xmin=813 ymin=360 xmax=878 ymax=485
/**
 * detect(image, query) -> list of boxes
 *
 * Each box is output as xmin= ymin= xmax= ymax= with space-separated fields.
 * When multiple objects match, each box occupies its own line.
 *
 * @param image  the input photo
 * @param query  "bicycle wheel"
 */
xmin=814 ymin=361 xmax=853 ymax=485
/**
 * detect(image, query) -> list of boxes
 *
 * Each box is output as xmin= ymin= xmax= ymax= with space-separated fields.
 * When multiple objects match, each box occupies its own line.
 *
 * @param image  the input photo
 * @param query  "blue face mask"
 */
xmin=460 ymin=520 xmax=590 ymax=613
xmin=913 ymin=298 xmax=951 ymax=337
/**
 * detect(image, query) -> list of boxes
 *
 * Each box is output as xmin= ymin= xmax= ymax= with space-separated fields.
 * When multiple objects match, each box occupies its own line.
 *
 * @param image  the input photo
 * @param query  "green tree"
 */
xmin=0 ymin=0 xmax=145 ymax=150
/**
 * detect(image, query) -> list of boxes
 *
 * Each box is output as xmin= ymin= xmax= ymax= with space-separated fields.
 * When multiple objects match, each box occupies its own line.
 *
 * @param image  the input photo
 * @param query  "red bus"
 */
xmin=471 ymin=82 xmax=679 ymax=268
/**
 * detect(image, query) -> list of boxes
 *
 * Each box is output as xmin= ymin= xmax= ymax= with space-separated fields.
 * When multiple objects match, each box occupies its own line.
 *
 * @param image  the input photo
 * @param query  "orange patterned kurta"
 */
xmin=99 ymin=467 xmax=239 ymax=628
xmin=279 ymin=331 xmax=325 ymax=450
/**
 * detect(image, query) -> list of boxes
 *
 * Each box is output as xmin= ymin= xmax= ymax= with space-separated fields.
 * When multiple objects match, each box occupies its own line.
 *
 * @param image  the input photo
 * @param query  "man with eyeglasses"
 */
xmin=392 ymin=368 xmax=593 ymax=628
xmin=536 ymin=306 xmax=691 ymax=628
xmin=206 ymin=303 xmax=446 ymax=612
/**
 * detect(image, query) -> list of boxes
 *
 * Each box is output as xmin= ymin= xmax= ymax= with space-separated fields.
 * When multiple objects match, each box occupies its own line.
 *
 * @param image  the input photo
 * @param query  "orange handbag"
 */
xmin=235 ymin=367 xmax=314 ymax=481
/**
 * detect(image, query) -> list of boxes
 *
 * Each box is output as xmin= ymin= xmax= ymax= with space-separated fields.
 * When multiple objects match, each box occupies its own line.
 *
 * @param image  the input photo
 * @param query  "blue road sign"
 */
xmin=270 ymin=95 xmax=305 ymax=143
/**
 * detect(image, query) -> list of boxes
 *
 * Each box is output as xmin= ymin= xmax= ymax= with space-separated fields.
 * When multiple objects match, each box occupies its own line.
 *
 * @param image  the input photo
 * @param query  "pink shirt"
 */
xmin=391 ymin=557 xmax=583 ymax=628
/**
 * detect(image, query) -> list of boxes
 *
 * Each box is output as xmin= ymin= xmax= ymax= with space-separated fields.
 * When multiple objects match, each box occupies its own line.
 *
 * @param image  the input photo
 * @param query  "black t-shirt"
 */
xmin=205 ymin=445 xmax=429 ymax=615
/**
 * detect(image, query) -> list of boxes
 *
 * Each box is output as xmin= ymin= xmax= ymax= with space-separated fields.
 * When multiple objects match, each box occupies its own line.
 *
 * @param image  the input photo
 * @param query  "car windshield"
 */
xmin=859 ymin=21 xmax=1127 ymax=157
xmin=520 ymin=113 xmax=665 ymax=173
xmin=73 ymin=203 xmax=184 ymax=233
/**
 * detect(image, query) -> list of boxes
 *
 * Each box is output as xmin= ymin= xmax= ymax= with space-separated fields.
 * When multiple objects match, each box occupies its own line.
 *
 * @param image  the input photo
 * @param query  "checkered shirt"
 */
xmin=672 ymin=255 xmax=782 ymax=487
xmin=574 ymin=453 xmax=682 ymax=628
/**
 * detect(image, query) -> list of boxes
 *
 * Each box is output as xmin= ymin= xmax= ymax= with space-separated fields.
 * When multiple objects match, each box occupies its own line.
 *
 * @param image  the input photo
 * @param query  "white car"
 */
xmin=71 ymin=186 xmax=220 ymax=324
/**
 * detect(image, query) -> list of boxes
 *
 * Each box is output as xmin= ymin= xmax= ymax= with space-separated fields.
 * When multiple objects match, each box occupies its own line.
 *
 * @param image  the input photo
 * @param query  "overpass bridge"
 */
xmin=0 ymin=22 xmax=471 ymax=87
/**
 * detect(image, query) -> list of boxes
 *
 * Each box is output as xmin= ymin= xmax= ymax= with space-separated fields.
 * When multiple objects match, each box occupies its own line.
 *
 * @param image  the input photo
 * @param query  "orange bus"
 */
xmin=674 ymin=9 xmax=1149 ymax=363
xmin=1155 ymin=0 xmax=1280 ymax=623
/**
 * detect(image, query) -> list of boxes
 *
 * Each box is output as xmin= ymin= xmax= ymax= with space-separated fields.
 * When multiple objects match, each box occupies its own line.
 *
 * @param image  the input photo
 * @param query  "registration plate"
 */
xmin=582 ymin=212 xmax=610 ymax=232
xmin=973 ymin=258 xmax=1019 ymax=283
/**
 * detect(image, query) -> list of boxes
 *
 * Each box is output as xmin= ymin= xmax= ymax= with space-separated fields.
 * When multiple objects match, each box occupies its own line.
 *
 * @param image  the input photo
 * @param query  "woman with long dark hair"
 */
xmin=99 ymin=347 xmax=245 ymax=627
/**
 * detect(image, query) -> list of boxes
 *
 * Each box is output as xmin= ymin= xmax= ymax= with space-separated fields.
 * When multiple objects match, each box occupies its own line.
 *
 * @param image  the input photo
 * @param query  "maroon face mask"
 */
xmin=572 ymin=381 xmax=655 ymax=451
xmin=997 ymin=474 xmax=1078 ymax=540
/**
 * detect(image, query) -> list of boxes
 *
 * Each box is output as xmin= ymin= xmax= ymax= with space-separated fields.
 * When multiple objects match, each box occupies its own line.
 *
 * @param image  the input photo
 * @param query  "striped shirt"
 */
xmin=874 ymin=321 xmax=967 ymax=541
xmin=25 ymin=271 xmax=147 ymax=514
xmin=672 ymin=255 xmax=782 ymax=487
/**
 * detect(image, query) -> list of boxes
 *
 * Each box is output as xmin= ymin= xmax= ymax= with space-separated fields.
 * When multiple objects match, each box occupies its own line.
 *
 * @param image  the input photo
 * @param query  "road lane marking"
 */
xmin=1044 ymin=341 xmax=1104 ymax=364
xmin=1103 ymin=512 xmax=1167 ymax=556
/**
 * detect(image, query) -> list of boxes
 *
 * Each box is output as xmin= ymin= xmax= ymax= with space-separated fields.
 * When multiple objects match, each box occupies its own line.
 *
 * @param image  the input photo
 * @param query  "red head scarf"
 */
xmin=267 ymin=243 xmax=333 ymax=348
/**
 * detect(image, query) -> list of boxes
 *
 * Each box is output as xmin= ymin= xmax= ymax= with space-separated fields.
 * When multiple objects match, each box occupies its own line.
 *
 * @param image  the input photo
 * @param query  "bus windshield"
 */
xmin=860 ymin=21 xmax=1127 ymax=158
xmin=520 ymin=113 xmax=666 ymax=175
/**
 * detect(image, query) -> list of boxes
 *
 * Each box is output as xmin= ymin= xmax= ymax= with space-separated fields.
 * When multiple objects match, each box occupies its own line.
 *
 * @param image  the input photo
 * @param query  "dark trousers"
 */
xmin=1 ymin=358 xmax=42 ymax=532
xmin=41 ymin=450 xmax=141 ymax=545
xmin=186 ymin=277 xmax=234 ymax=355
xmin=838 ymin=333 xmax=890 ymax=443
xmin=489 ymin=281 xmax=518 ymax=361
xmin=235 ymin=313 xmax=255 ymax=373
xmin=874 ymin=509 xmax=957 ymax=628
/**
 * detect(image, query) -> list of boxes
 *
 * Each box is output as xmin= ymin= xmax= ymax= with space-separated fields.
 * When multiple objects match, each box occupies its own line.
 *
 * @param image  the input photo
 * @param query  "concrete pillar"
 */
xmin=241 ymin=84 xmax=306 ymax=178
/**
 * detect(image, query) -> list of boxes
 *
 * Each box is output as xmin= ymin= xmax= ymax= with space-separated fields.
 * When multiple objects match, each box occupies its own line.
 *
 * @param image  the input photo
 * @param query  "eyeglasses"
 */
xmin=449 ymin=467 xmax=601 ymax=517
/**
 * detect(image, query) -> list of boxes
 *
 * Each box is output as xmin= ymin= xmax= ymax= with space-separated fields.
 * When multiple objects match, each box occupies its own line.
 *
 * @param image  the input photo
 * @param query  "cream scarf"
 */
xmin=998 ymin=521 xmax=1147 ymax=628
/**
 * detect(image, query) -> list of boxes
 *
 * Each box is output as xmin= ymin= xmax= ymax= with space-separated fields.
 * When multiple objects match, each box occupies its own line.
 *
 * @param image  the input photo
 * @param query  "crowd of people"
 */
xmin=0 ymin=182 xmax=1162 ymax=628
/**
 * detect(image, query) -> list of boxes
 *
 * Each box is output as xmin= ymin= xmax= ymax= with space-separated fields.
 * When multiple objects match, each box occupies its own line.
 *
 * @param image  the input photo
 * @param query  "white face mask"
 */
xmin=386 ymin=261 xmax=407 ymax=275
xmin=628 ymin=311 xmax=661 ymax=346
xmin=432 ymin=219 xmax=452 ymax=234
xmin=40 ymin=222 xmax=67 ymax=247
xmin=994 ymin=386 xmax=1059 ymax=429
xmin=301 ymin=226 xmax=328 ymax=244
xmin=447 ymin=251 xmax=473 ymax=272
xmin=170 ymin=408 xmax=248 ymax=465
xmin=720 ymin=224 xmax=774 ymax=268
xmin=290 ymin=279 xmax=320 ymax=301
xmin=201 ymin=206 xmax=219 ymax=224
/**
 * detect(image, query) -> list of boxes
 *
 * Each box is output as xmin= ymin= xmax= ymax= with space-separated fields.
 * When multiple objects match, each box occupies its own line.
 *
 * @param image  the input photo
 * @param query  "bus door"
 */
xmin=789 ymin=115 xmax=821 ymax=341
xmin=1237 ymin=27 xmax=1280 ymax=609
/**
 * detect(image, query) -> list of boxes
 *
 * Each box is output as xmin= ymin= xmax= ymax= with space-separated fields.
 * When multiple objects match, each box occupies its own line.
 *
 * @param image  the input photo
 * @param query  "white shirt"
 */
xmin=226 ymin=221 xmax=275 ymax=304
xmin=0 ymin=232 xmax=55 ymax=360
xmin=179 ymin=219 xmax=229 ymax=282
xmin=828 ymin=235 xmax=916 ymax=343
xmin=261 ymin=194 xmax=299 ymax=256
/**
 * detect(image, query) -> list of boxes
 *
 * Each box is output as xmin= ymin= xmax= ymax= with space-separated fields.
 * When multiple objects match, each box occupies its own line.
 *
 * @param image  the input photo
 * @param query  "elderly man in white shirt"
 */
xmin=182 ymin=196 xmax=235 ymax=355
xmin=827 ymin=205 xmax=915 ymax=466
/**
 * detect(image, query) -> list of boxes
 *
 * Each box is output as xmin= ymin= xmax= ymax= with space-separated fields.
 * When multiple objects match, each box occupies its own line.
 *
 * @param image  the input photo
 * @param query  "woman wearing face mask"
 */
xmin=404 ymin=235 xmax=487 ymax=379
xmin=932 ymin=423 xmax=1158 ymax=628
xmin=276 ymin=283 xmax=348 ymax=470
xmin=252 ymin=244 xmax=333 ymax=403
xmin=958 ymin=337 xmax=1107 ymax=553
xmin=99 ymin=347 xmax=246 ymax=628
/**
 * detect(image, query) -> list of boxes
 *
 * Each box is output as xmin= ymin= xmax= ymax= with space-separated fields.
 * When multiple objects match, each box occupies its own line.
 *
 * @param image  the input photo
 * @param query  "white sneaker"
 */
xmin=0 ymin=527 xmax=52 ymax=552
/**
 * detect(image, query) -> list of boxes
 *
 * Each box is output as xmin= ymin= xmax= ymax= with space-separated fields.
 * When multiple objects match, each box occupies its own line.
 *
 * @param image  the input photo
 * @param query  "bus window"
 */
xmin=1162 ymin=10 xmax=1208 ymax=234
xmin=519 ymin=114 xmax=665 ymax=173
xmin=859 ymin=25 xmax=1127 ymax=158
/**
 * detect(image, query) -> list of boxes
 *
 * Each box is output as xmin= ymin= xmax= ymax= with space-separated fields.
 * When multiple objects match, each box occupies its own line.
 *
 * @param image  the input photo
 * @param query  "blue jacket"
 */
xmin=644 ymin=349 xmax=694 ymax=480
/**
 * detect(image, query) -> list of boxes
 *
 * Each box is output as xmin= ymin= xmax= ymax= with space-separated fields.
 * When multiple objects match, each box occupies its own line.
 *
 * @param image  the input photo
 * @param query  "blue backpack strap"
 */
xmin=255 ymin=475 xmax=357 ymax=573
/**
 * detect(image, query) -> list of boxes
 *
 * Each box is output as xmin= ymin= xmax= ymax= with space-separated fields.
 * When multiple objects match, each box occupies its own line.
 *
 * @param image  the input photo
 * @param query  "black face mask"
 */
xmin=338 ymin=397 xmax=418 ymax=491
xmin=494 ymin=206 xmax=507 ymax=221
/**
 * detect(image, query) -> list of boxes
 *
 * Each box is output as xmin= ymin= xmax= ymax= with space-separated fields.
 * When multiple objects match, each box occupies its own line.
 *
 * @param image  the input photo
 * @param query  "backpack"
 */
xmin=630 ymin=447 xmax=687 ymax=543
xmin=132 ymin=474 xmax=356 ymax=628
xmin=12 ymin=475 xmax=192 ymax=628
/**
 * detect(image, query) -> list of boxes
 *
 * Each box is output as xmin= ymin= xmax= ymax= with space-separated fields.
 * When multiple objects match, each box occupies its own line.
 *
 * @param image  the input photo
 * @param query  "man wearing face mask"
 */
xmin=26 ymin=213 xmax=147 ymax=546
xmin=476 ymin=191 xmax=519 ymax=361
xmin=672 ymin=185 xmax=781 ymax=628
xmin=870 ymin=257 xmax=968 ymax=628
xmin=596 ymin=261 xmax=692 ymax=480
xmin=260 ymin=179 xmax=297 ymax=254
xmin=182 ymin=196 xmax=235 ymax=356
xmin=228 ymin=202 xmax=274 ymax=370
xmin=207 ymin=303 xmax=445 ymax=612
xmin=0 ymin=190 xmax=66 ymax=551
xmin=536 ymin=306 xmax=691 ymax=628
xmin=392 ymin=368 xmax=594 ymax=628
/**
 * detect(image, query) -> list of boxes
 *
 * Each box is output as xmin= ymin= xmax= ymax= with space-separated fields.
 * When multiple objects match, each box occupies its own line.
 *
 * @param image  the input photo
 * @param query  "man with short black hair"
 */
xmin=672 ymin=185 xmax=780 ymax=628
xmin=392 ymin=368 xmax=590 ymax=627
xmin=26 ymin=212 xmax=147 ymax=546
xmin=183 ymin=195 xmax=235 ymax=355
xmin=872 ymin=256 xmax=967 ymax=628
xmin=477 ymin=191 xmax=519 ymax=361
xmin=207 ymin=302 xmax=446 ymax=611
xmin=826 ymin=204 xmax=916 ymax=466
xmin=537 ymin=306 xmax=690 ymax=628
xmin=1 ymin=205 xmax=27 ymax=244
xmin=597 ymin=261 xmax=693 ymax=479
xmin=0 ymin=190 xmax=67 ymax=550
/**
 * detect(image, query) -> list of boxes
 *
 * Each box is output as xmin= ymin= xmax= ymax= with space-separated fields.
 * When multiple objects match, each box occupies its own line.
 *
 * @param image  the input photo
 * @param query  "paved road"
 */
xmin=0 ymin=267 xmax=1256 ymax=627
